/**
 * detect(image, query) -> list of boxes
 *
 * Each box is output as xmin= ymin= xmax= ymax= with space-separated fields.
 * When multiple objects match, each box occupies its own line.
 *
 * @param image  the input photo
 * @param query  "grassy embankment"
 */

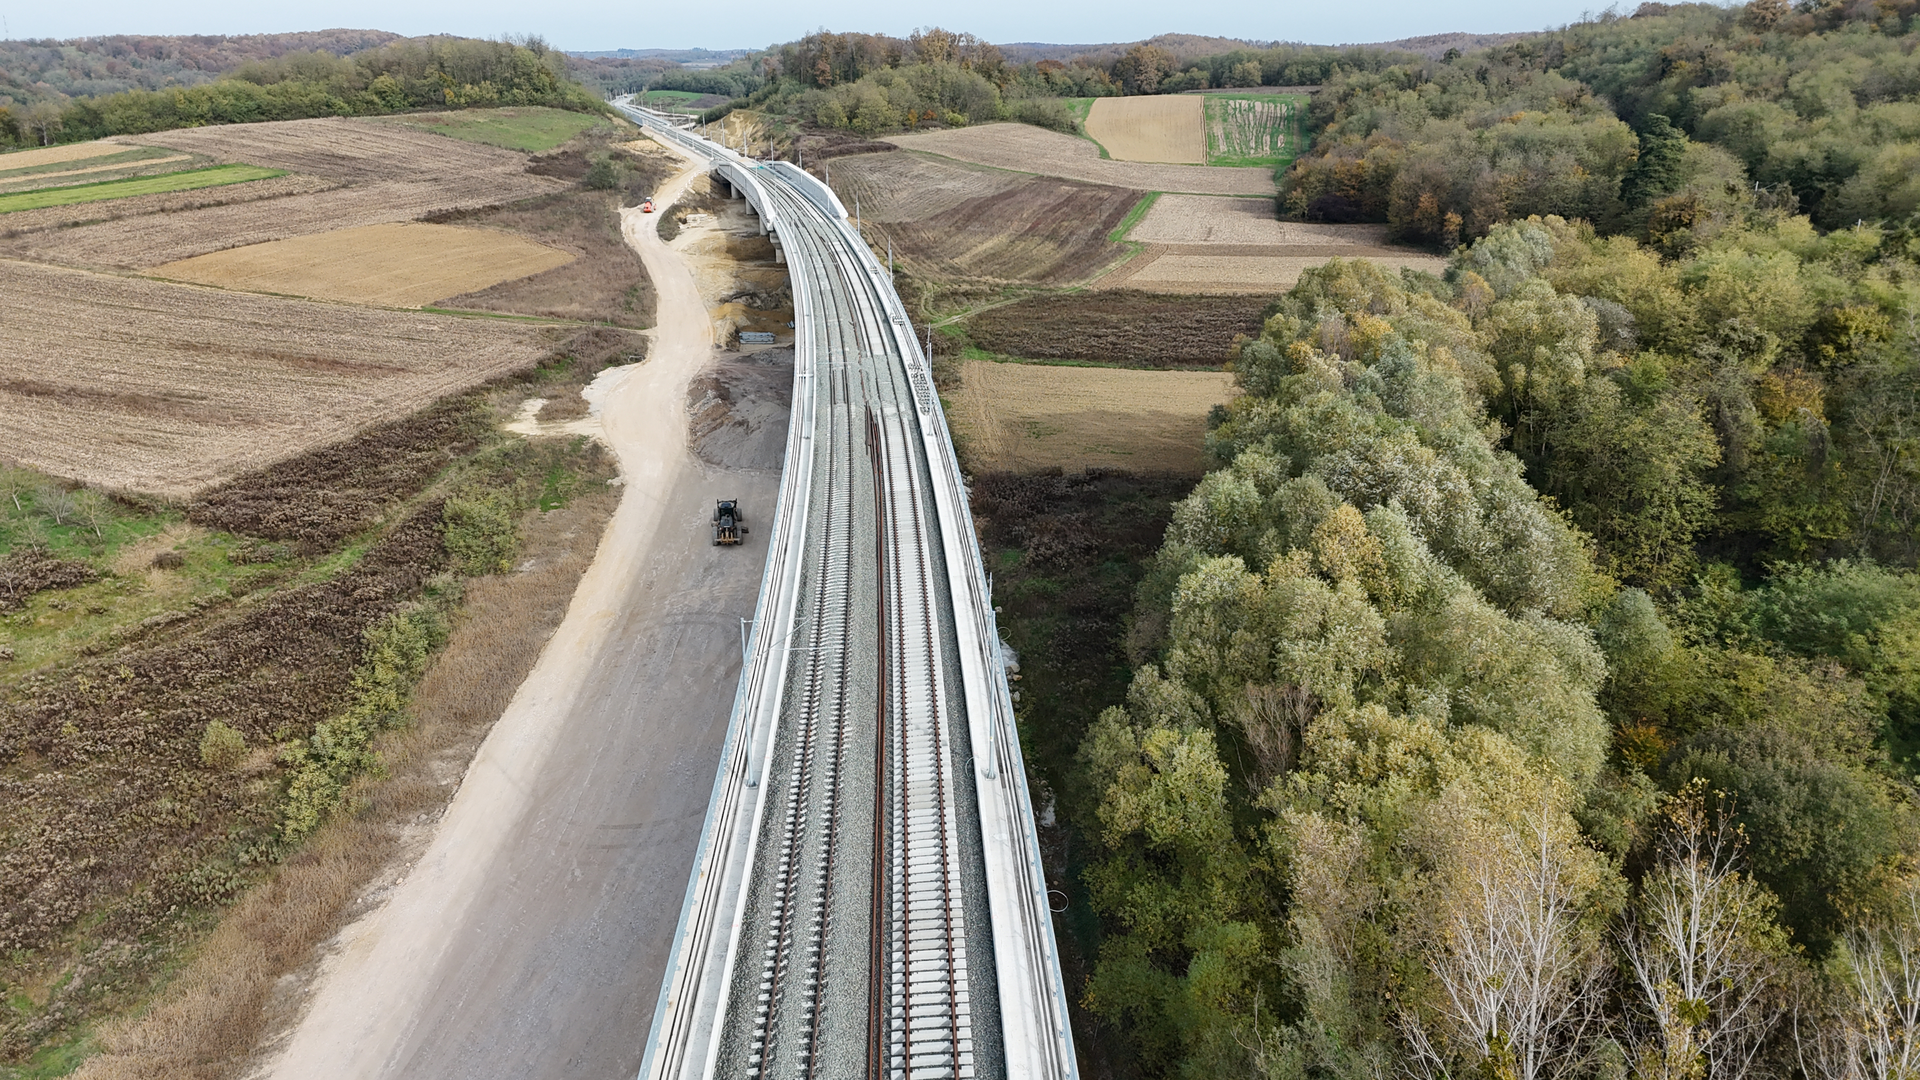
xmin=0 ymin=336 xmax=637 ymax=1076
xmin=0 ymin=165 xmax=286 ymax=214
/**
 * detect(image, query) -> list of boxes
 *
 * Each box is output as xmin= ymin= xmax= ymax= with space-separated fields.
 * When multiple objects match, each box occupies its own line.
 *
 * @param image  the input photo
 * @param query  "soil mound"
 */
xmin=686 ymin=348 xmax=793 ymax=471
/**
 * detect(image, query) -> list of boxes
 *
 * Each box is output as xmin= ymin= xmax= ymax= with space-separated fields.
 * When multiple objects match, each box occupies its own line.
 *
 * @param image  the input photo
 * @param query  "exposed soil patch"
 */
xmin=826 ymin=150 xmax=1027 ymax=224
xmin=1128 ymin=197 xmax=1393 ymax=246
xmin=882 ymin=177 xmax=1140 ymax=285
xmin=1097 ymin=248 xmax=1447 ymax=293
xmin=686 ymin=347 xmax=794 ymax=471
xmin=963 ymin=290 xmax=1269 ymax=367
xmin=825 ymin=151 xmax=1140 ymax=286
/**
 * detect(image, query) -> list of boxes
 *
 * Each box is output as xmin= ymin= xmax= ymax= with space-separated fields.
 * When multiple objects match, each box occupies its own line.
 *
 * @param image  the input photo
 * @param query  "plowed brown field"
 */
xmin=885 ymin=124 xmax=1274 ymax=195
xmin=827 ymin=150 xmax=1025 ymax=222
xmin=965 ymin=291 xmax=1268 ymax=366
xmin=1 ymin=118 xmax=566 ymax=270
xmin=829 ymin=151 xmax=1140 ymax=285
xmin=153 ymin=223 xmax=575 ymax=307
xmin=950 ymin=360 xmax=1237 ymax=475
xmin=1129 ymin=196 xmax=1397 ymax=246
xmin=1085 ymin=96 xmax=1205 ymax=164
xmin=0 ymin=259 xmax=556 ymax=497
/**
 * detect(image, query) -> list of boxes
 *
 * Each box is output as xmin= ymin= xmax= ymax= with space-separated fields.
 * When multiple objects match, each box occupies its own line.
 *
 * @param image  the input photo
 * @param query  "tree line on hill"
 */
xmin=0 ymin=30 xmax=402 ymax=109
xmin=682 ymin=28 xmax=1424 ymax=137
xmin=1283 ymin=0 xmax=1920 ymax=247
xmin=0 ymin=36 xmax=603 ymax=149
xmin=1076 ymin=215 xmax=1920 ymax=1075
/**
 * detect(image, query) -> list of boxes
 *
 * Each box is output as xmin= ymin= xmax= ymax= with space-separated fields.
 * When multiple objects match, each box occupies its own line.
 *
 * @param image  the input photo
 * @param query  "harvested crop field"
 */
xmin=1101 ymin=248 xmax=1448 ymax=293
xmin=1129 ymin=196 xmax=1404 ymax=247
xmin=0 ymin=259 xmax=558 ymax=498
xmin=153 ymin=223 xmax=575 ymax=307
xmin=885 ymin=124 xmax=1274 ymax=196
xmin=963 ymin=290 xmax=1268 ymax=367
xmin=434 ymin=188 xmax=658 ymax=327
xmin=825 ymin=150 xmax=1026 ymax=223
xmin=949 ymin=360 xmax=1237 ymax=475
xmin=828 ymin=151 xmax=1140 ymax=285
xmin=0 ymin=117 xmax=567 ymax=270
xmin=1085 ymin=96 xmax=1205 ymax=164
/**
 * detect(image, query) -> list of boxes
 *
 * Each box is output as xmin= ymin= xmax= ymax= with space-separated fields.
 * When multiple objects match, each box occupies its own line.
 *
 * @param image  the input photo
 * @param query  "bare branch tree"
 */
xmin=1403 ymin=799 xmax=1608 ymax=1080
xmin=1801 ymin=889 xmax=1920 ymax=1080
xmin=1621 ymin=781 xmax=1787 ymax=1080
xmin=36 ymin=485 xmax=75 ymax=527
xmin=71 ymin=489 xmax=112 ymax=539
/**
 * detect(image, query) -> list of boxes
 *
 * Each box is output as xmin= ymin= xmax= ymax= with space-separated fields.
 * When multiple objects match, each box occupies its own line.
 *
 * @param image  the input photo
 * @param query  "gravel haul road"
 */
xmin=259 ymin=150 xmax=783 ymax=1080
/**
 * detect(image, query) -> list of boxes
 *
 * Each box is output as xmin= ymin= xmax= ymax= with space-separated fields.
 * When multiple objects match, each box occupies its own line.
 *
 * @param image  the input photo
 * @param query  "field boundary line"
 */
xmin=1107 ymin=191 xmax=1162 ymax=242
xmin=0 ymin=164 xmax=287 ymax=213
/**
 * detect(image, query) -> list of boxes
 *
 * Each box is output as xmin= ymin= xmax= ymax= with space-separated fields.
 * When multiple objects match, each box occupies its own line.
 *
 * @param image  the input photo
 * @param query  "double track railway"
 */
xmin=620 ymin=102 xmax=1073 ymax=1080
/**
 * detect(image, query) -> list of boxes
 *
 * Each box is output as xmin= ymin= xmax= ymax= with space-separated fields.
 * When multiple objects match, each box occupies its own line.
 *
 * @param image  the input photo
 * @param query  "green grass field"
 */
xmin=0 ymin=164 xmax=287 ymax=214
xmin=1205 ymin=93 xmax=1310 ymax=168
xmin=383 ymin=106 xmax=612 ymax=153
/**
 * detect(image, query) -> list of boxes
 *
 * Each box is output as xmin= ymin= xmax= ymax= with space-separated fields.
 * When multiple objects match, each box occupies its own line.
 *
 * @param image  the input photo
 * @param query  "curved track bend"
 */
xmin=617 ymin=103 xmax=1077 ymax=1080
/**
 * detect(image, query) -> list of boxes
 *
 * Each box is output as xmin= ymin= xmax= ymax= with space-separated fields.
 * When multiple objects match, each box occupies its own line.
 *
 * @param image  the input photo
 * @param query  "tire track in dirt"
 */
xmin=256 ymin=143 xmax=785 ymax=1080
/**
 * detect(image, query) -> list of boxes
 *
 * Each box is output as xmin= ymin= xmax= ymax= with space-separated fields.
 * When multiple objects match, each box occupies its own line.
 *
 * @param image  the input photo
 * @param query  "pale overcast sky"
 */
xmin=3 ymin=0 xmax=1612 ymax=53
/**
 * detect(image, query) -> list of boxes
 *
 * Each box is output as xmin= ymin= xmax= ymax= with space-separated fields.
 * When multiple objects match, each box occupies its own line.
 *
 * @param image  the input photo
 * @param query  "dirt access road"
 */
xmin=258 ymin=148 xmax=782 ymax=1080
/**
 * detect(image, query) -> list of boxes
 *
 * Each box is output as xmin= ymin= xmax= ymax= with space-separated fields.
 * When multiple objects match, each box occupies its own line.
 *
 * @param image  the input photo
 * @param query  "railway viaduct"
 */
xmin=613 ymin=101 xmax=1079 ymax=1080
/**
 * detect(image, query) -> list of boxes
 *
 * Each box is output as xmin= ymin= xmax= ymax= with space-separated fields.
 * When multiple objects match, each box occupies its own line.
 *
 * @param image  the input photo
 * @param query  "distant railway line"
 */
xmin=617 ymin=101 xmax=1076 ymax=1080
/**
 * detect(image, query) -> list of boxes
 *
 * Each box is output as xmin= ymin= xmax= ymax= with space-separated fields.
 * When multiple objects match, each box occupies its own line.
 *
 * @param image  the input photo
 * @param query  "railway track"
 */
xmin=621 ymin=101 xmax=1074 ymax=1080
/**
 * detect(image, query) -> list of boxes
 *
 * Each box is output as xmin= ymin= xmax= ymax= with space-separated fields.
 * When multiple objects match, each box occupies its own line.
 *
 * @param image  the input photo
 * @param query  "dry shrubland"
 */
xmin=68 ymin=488 xmax=618 ymax=1080
xmin=1 ymin=378 xmax=620 ymax=1070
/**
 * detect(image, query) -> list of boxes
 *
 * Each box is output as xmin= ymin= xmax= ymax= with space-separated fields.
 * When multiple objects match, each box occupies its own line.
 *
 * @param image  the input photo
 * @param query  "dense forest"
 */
xmin=0 ymin=30 xmax=402 ymax=108
xmin=1283 ymin=0 xmax=1920 ymax=245
xmin=0 ymin=35 xmax=604 ymax=148
xmin=1076 ymin=214 xmax=1920 ymax=1074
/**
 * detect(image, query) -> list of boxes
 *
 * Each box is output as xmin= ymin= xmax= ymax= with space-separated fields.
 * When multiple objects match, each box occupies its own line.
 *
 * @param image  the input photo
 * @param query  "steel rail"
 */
xmin=620 ymin=98 xmax=1076 ymax=1080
